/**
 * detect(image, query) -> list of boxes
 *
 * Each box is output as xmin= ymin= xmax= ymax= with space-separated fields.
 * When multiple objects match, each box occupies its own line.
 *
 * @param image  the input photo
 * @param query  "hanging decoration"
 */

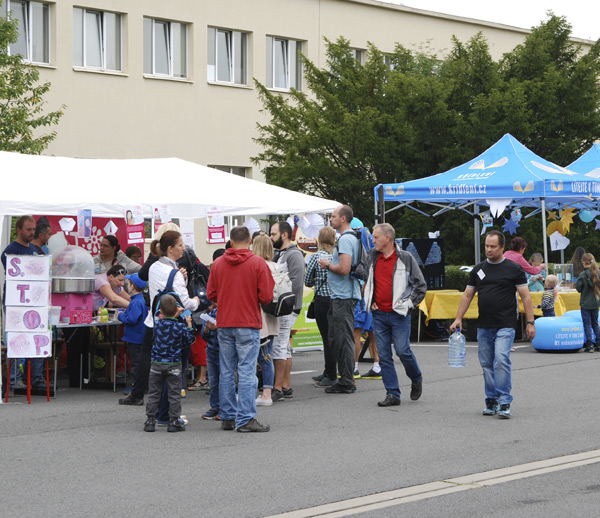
xmin=559 ymin=206 xmax=576 ymax=226
xmin=547 ymin=220 xmax=566 ymax=237
xmin=578 ymin=210 xmax=594 ymax=223
xmin=502 ymin=217 xmax=520 ymax=235
xmin=546 ymin=210 xmax=557 ymax=221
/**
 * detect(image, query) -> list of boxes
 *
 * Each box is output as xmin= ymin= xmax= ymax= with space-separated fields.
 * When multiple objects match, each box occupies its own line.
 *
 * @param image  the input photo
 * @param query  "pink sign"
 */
xmin=5 ymin=280 xmax=51 ymax=307
xmin=5 ymin=307 xmax=49 ymax=332
xmin=6 ymin=332 xmax=52 ymax=359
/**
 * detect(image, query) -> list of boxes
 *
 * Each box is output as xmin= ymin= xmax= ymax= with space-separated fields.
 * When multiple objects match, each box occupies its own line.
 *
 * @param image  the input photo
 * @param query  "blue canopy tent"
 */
xmin=567 ymin=143 xmax=600 ymax=177
xmin=374 ymin=134 xmax=600 ymax=264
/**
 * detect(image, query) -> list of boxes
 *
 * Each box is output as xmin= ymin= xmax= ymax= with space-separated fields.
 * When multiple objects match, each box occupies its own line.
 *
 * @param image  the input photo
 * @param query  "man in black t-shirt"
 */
xmin=451 ymin=230 xmax=535 ymax=419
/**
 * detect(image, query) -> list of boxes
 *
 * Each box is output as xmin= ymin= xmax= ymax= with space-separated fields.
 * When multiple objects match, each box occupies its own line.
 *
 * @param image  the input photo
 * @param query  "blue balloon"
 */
xmin=579 ymin=210 xmax=594 ymax=223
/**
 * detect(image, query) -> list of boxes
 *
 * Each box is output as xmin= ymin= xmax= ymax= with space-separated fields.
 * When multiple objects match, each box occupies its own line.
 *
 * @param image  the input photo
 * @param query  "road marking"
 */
xmin=291 ymin=370 xmax=316 ymax=375
xmin=265 ymin=449 xmax=600 ymax=518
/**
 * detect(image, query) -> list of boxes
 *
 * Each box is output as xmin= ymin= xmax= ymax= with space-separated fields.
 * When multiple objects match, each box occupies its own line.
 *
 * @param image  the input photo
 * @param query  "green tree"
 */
xmin=253 ymin=16 xmax=600 ymax=265
xmin=0 ymin=2 xmax=64 ymax=154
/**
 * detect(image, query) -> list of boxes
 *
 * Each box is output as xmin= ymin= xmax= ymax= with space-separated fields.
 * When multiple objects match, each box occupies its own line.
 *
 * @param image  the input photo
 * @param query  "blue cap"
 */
xmin=125 ymin=273 xmax=147 ymax=289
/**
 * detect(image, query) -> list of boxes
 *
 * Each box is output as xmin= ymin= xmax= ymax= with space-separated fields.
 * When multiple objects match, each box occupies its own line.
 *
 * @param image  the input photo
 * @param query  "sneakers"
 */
xmin=498 ymin=404 xmax=511 ymax=419
xmin=312 ymin=373 xmax=325 ymax=382
xmin=360 ymin=368 xmax=382 ymax=380
xmin=584 ymin=345 xmax=595 ymax=353
xmin=221 ymin=419 xmax=236 ymax=431
xmin=236 ymin=418 xmax=270 ymax=433
xmin=181 ymin=389 xmax=187 ymax=398
xmin=282 ymin=387 xmax=294 ymax=398
xmin=314 ymin=377 xmax=335 ymax=388
xmin=353 ymin=369 xmax=361 ymax=379
xmin=410 ymin=380 xmax=423 ymax=401
xmin=143 ymin=417 xmax=156 ymax=432
xmin=202 ymin=407 xmax=221 ymax=420
xmin=271 ymin=389 xmax=285 ymax=402
xmin=167 ymin=418 xmax=186 ymax=432
xmin=256 ymin=397 xmax=273 ymax=407
xmin=119 ymin=394 xmax=143 ymax=406
xmin=325 ymin=383 xmax=356 ymax=394
xmin=377 ymin=394 xmax=401 ymax=407
xmin=180 ymin=415 xmax=189 ymax=425
xmin=10 ymin=381 xmax=26 ymax=390
xmin=482 ymin=398 xmax=499 ymax=416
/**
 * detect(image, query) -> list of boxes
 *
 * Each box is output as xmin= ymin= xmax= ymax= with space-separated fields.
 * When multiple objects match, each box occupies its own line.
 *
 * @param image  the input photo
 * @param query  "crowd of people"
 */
xmin=3 ymin=212 xmax=600 ymax=429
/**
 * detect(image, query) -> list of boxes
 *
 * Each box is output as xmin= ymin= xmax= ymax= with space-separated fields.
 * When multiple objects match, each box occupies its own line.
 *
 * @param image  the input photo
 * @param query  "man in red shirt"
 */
xmin=207 ymin=226 xmax=275 ymax=432
xmin=363 ymin=223 xmax=427 ymax=407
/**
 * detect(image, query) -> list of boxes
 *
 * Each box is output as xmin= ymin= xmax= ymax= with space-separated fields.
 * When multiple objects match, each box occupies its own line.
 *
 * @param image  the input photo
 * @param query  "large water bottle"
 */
xmin=448 ymin=329 xmax=466 ymax=367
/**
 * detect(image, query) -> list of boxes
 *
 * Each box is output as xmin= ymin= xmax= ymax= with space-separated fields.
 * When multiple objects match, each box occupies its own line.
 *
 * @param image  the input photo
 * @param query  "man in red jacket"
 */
xmin=207 ymin=226 xmax=275 ymax=433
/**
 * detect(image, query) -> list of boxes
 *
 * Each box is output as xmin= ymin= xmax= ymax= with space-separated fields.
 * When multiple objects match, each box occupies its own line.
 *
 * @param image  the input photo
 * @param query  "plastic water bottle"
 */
xmin=448 ymin=329 xmax=466 ymax=367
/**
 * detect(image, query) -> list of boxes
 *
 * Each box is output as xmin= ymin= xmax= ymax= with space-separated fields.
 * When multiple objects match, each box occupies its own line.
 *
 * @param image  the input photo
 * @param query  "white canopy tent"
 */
xmin=0 ymin=151 xmax=340 ymax=218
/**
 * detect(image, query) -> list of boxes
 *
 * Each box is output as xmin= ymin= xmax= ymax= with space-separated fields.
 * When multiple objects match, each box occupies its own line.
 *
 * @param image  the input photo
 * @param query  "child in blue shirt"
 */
xmin=117 ymin=273 xmax=148 ymax=392
xmin=201 ymin=305 xmax=221 ymax=420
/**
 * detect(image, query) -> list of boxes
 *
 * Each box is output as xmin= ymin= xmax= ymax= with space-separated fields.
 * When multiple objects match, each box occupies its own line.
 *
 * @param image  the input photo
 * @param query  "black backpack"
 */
xmin=152 ymin=269 xmax=187 ymax=333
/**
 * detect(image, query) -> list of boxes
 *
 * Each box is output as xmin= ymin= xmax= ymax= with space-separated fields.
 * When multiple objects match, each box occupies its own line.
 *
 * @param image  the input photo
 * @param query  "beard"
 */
xmin=272 ymin=237 xmax=284 ymax=250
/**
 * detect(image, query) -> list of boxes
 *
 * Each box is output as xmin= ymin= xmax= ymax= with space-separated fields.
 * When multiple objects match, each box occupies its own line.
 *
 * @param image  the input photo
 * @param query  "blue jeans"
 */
xmin=258 ymin=337 xmax=274 ymax=389
xmin=218 ymin=327 xmax=260 ymax=427
xmin=9 ymin=358 xmax=45 ymax=387
xmin=477 ymin=327 xmax=515 ymax=405
xmin=373 ymin=310 xmax=422 ymax=399
xmin=206 ymin=342 xmax=220 ymax=409
xmin=581 ymin=308 xmax=600 ymax=347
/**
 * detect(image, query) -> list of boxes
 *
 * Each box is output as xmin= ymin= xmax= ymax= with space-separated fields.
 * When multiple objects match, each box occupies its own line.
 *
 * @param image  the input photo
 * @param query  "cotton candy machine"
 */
xmin=49 ymin=233 xmax=95 ymax=323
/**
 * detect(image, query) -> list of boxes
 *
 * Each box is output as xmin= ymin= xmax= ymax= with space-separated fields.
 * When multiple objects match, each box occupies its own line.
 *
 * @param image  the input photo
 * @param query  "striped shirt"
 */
xmin=304 ymin=250 xmax=332 ymax=298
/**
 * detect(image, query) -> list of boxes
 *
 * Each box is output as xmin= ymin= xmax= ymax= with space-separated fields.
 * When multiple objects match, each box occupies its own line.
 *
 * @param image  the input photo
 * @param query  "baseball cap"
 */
xmin=125 ymin=273 xmax=147 ymax=289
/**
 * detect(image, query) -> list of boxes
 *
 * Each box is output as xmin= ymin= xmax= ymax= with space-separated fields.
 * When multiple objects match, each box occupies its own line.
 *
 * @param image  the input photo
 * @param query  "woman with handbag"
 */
xmin=304 ymin=226 xmax=336 ymax=387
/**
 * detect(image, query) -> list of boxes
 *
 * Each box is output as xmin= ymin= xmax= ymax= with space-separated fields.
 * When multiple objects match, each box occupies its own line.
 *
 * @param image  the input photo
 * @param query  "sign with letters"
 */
xmin=5 ymin=254 xmax=52 ymax=359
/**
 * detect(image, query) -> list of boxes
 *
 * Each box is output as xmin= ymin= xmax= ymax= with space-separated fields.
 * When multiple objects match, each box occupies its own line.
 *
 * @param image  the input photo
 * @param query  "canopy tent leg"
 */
xmin=541 ymin=198 xmax=548 ymax=266
xmin=474 ymin=204 xmax=481 ymax=264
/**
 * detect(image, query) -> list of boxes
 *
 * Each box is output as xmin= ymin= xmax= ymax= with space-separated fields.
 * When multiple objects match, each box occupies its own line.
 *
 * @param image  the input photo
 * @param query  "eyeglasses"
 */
xmin=113 ymin=268 xmax=126 ymax=276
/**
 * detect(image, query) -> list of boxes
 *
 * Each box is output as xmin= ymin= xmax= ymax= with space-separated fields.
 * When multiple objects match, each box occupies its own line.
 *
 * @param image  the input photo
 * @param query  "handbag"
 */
xmin=306 ymin=299 xmax=315 ymax=319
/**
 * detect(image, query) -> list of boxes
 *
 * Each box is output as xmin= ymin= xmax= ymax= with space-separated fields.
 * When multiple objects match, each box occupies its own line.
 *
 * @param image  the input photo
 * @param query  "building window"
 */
xmin=73 ymin=8 xmax=121 ymax=71
xmin=211 ymin=165 xmax=247 ymax=178
xmin=143 ymin=17 xmax=187 ymax=78
xmin=353 ymin=49 xmax=363 ymax=65
xmin=4 ymin=1 xmax=49 ymax=64
xmin=207 ymin=27 xmax=247 ymax=85
xmin=266 ymin=36 xmax=302 ymax=91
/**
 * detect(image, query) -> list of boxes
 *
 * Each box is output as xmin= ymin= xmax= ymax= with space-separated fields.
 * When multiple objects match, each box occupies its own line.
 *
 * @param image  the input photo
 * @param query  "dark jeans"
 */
xmin=131 ymin=326 xmax=154 ymax=400
xmin=65 ymin=327 xmax=90 ymax=388
xmin=146 ymin=362 xmax=182 ymax=420
xmin=314 ymin=295 xmax=335 ymax=380
xmin=206 ymin=342 xmax=220 ymax=409
xmin=581 ymin=308 xmax=600 ymax=347
xmin=542 ymin=309 xmax=555 ymax=317
xmin=327 ymin=298 xmax=357 ymax=389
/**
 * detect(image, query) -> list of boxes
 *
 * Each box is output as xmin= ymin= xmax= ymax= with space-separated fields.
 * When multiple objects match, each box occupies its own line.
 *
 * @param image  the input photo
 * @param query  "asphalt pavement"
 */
xmin=1 ymin=341 xmax=599 ymax=517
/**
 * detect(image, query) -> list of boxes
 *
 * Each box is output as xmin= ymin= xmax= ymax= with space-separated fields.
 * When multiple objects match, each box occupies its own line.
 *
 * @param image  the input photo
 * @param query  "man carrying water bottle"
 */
xmin=363 ymin=223 xmax=427 ymax=407
xmin=450 ymin=230 xmax=535 ymax=419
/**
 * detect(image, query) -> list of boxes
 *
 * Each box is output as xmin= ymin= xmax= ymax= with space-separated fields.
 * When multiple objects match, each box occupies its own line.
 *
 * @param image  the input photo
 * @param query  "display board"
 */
xmin=397 ymin=238 xmax=445 ymax=290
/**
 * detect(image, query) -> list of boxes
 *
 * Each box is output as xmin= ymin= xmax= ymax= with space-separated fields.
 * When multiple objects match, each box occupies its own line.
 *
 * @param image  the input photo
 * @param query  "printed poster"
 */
xmin=207 ymin=206 xmax=225 ymax=244
xmin=125 ymin=205 xmax=145 ymax=245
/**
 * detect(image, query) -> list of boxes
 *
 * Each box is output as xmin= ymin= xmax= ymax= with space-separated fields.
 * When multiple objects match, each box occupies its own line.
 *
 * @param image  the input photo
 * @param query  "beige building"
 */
xmin=1 ymin=0 xmax=592 ymax=259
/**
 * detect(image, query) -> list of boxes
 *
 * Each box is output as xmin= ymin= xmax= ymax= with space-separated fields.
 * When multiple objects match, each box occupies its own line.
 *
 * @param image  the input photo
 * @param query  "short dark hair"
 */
xmin=486 ymin=230 xmax=505 ymax=247
xmin=125 ymin=245 xmax=141 ymax=258
xmin=230 ymin=225 xmax=251 ymax=244
xmin=275 ymin=221 xmax=293 ymax=240
xmin=510 ymin=236 xmax=528 ymax=251
xmin=338 ymin=205 xmax=353 ymax=224
xmin=16 ymin=215 xmax=35 ymax=230
xmin=159 ymin=294 xmax=178 ymax=317
xmin=212 ymin=248 xmax=226 ymax=261
xmin=34 ymin=224 xmax=51 ymax=239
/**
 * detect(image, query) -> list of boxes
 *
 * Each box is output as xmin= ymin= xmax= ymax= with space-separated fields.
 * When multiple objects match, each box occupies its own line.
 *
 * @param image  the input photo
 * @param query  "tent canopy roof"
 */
xmin=0 ymin=152 xmax=340 ymax=218
xmin=567 ymin=143 xmax=600 ymax=178
xmin=375 ymin=134 xmax=600 ymax=213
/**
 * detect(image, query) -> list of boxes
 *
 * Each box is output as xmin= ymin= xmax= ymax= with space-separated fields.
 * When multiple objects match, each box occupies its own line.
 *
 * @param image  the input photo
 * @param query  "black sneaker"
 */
xmin=584 ymin=345 xmax=595 ymax=353
xmin=221 ymin=419 xmax=236 ymax=431
xmin=282 ymin=387 xmax=294 ymax=398
xmin=312 ymin=373 xmax=325 ymax=382
xmin=143 ymin=417 xmax=156 ymax=432
xmin=272 ymin=389 xmax=285 ymax=402
xmin=325 ymin=383 xmax=356 ymax=394
xmin=410 ymin=380 xmax=423 ymax=401
xmin=314 ymin=377 xmax=335 ymax=388
xmin=377 ymin=394 xmax=401 ymax=407
xmin=236 ymin=418 xmax=270 ymax=433
xmin=360 ymin=368 xmax=382 ymax=380
xmin=482 ymin=398 xmax=499 ymax=416
xmin=119 ymin=395 xmax=143 ymax=406
xmin=167 ymin=418 xmax=186 ymax=432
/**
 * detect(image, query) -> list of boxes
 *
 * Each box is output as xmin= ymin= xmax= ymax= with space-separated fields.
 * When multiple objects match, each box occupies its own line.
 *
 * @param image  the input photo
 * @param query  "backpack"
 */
xmin=262 ymin=263 xmax=295 ymax=317
xmin=152 ymin=269 xmax=186 ymax=331
xmin=181 ymin=248 xmax=211 ymax=313
xmin=336 ymin=227 xmax=375 ymax=282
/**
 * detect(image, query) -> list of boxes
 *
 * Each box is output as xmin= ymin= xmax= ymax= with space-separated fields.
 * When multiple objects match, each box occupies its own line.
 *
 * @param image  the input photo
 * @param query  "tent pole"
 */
xmin=541 ymin=198 xmax=548 ymax=266
xmin=474 ymin=204 xmax=481 ymax=264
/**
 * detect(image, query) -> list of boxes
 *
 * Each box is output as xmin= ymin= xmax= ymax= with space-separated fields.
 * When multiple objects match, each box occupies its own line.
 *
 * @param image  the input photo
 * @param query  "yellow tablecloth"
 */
xmin=419 ymin=289 xmax=581 ymax=324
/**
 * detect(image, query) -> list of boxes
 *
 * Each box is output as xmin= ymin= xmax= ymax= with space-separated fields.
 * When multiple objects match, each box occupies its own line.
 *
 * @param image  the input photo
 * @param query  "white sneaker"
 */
xmin=256 ymin=397 xmax=273 ymax=407
xmin=181 ymin=389 xmax=186 ymax=398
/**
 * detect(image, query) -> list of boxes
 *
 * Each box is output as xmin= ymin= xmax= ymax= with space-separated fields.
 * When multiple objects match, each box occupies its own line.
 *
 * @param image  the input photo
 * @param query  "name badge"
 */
xmin=477 ymin=269 xmax=486 ymax=280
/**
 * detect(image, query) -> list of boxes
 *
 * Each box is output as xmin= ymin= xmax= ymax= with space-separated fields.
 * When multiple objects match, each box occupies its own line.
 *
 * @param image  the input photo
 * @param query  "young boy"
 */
xmin=201 ymin=305 xmax=221 ymax=420
xmin=353 ymin=298 xmax=382 ymax=380
xmin=144 ymin=295 xmax=195 ymax=433
xmin=117 ymin=273 xmax=148 ymax=393
xmin=536 ymin=274 xmax=558 ymax=317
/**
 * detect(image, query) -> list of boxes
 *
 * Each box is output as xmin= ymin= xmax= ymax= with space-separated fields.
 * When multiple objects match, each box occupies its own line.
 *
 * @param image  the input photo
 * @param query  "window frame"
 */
xmin=207 ymin=27 xmax=248 ymax=86
xmin=266 ymin=36 xmax=302 ymax=92
xmin=5 ymin=0 xmax=50 ymax=65
xmin=144 ymin=17 xmax=188 ymax=79
xmin=210 ymin=165 xmax=247 ymax=178
xmin=73 ymin=7 xmax=122 ymax=71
